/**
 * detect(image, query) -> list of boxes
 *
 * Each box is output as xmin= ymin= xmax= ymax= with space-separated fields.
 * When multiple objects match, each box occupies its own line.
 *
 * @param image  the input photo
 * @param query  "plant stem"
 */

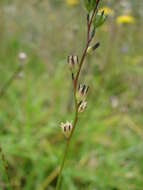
xmin=0 ymin=66 xmax=21 ymax=98
xmin=0 ymin=147 xmax=12 ymax=190
xmin=55 ymin=139 xmax=70 ymax=190
xmin=0 ymin=66 xmax=22 ymax=189
xmin=55 ymin=2 xmax=101 ymax=189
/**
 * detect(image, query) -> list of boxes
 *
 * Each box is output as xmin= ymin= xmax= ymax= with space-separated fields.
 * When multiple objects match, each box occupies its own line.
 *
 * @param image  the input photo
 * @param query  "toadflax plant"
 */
xmin=56 ymin=0 xmax=106 ymax=189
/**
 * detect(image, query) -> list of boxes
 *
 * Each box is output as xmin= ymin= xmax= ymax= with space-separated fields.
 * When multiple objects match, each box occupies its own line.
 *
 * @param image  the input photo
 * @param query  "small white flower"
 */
xmin=18 ymin=52 xmax=27 ymax=62
xmin=60 ymin=121 xmax=73 ymax=138
xmin=78 ymin=101 xmax=87 ymax=113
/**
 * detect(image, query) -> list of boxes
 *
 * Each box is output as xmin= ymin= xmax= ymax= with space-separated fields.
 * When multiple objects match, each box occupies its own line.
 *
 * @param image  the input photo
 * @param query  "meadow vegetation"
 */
xmin=0 ymin=0 xmax=143 ymax=189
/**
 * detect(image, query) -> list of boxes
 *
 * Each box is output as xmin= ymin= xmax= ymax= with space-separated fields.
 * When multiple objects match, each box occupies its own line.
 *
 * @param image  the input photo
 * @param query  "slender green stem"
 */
xmin=0 ymin=66 xmax=21 ymax=98
xmin=0 ymin=66 xmax=23 ymax=188
xmin=0 ymin=66 xmax=20 ymax=190
xmin=56 ymin=139 xmax=70 ymax=190
xmin=55 ymin=2 xmax=101 ymax=189
xmin=55 ymin=38 xmax=89 ymax=190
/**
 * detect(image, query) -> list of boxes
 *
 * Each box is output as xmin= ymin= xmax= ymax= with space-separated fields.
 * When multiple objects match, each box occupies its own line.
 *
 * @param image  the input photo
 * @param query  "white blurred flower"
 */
xmin=110 ymin=96 xmax=119 ymax=108
xmin=18 ymin=52 xmax=27 ymax=62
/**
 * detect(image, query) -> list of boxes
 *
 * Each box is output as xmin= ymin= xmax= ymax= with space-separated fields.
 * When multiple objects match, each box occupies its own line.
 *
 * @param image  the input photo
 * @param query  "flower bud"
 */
xmin=87 ymin=46 xmax=92 ymax=54
xmin=78 ymin=101 xmax=87 ymax=113
xmin=93 ymin=11 xmax=107 ymax=28
xmin=60 ymin=121 xmax=73 ymax=138
xmin=87 ymin=42 xmax=100 ymax=55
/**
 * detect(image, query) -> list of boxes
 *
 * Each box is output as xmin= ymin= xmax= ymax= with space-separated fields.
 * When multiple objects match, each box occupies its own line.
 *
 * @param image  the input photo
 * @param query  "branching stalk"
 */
xmin=0 ymin=66 xmax=22 ymax=98
xmin=56 ymin=1 xmax=101 ymax=189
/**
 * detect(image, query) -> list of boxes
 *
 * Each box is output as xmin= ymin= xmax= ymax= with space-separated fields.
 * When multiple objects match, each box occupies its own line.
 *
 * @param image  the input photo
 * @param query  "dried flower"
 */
xmin=77 ymin=84 xmax=89 ymax=101
xmin=60 ymin=121 xmax=73 ymax=138
xmin=68 ymin=55 xmax=79 ymax=70
xmin=78 ymin=101 xmax=87 ymax=113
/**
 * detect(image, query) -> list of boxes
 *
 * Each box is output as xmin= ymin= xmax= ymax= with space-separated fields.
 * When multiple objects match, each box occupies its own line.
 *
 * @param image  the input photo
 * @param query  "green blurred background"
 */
xmin=0 ymin=0 xmax=143 ymax=189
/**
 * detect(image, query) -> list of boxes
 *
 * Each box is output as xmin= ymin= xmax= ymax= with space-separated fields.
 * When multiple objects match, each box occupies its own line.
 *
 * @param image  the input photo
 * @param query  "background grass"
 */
xmin=0 ymin=0 xmax=143 ymax=189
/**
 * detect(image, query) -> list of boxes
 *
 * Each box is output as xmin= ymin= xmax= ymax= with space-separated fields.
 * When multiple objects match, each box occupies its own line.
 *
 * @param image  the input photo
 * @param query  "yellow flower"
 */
xmin=66 ymin=0 xmax=79 ymax=6
xmin=116 ymin=15 xmax=135 ymax=25
xmin=99 ymin=7 xmax=114 ymax=16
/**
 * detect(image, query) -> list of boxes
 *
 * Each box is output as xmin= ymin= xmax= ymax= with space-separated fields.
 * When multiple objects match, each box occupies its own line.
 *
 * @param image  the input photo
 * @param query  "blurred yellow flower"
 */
xmin=132 ymin=56 xmax=142 ymax=64
xmin=116 ymin=15 xmax=135 ymax=25
xmin=66 ymin=0 xmax=79 ymax=6
xmin=99 ymin=7 xmax=114 ymax=16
